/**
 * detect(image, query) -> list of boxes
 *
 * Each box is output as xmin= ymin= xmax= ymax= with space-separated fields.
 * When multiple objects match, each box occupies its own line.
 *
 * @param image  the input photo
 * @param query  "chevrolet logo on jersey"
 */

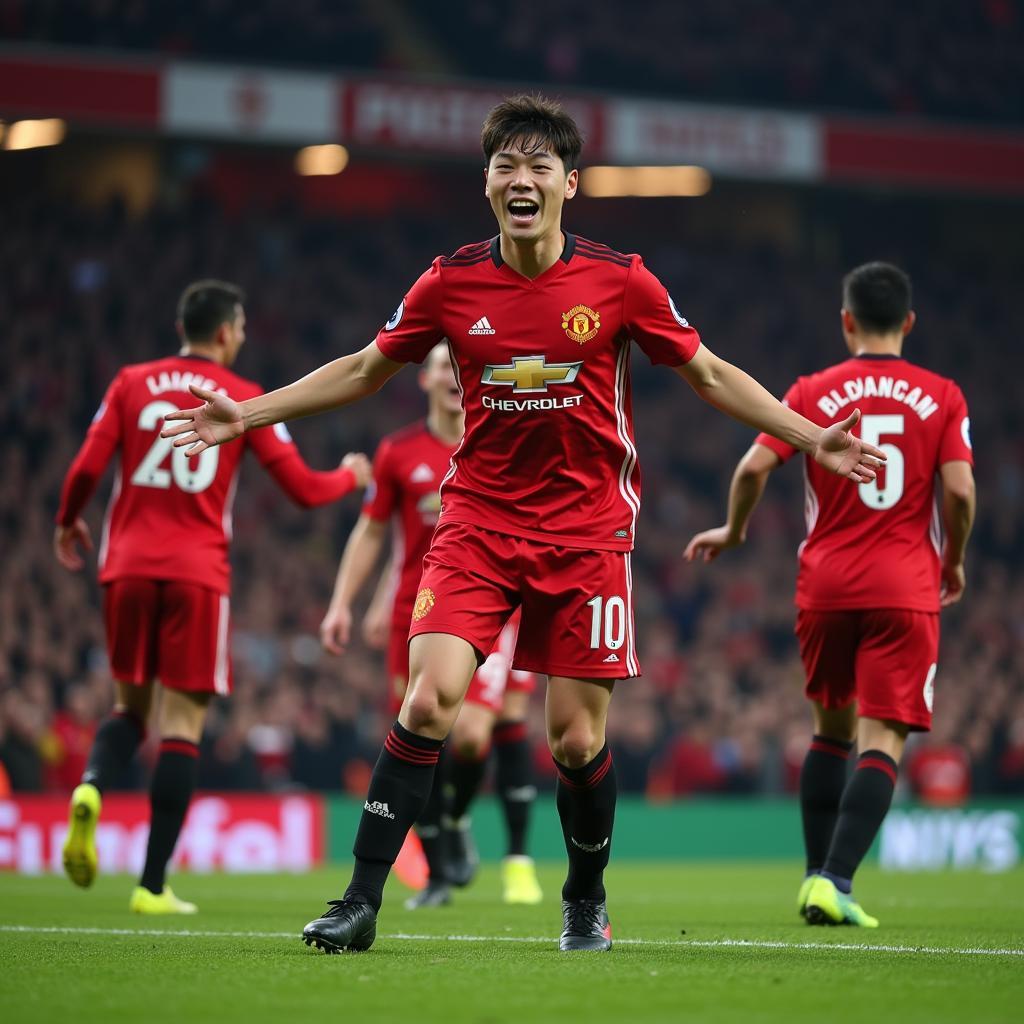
xmin=481 ymin=356 xmax=582 ymax=394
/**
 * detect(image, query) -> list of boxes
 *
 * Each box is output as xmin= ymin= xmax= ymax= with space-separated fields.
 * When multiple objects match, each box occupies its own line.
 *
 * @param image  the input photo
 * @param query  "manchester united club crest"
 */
xmin=412 ymin=587 xmax=436 ymax=621
xmin=561 ymin=305 xmax=601 ymax=345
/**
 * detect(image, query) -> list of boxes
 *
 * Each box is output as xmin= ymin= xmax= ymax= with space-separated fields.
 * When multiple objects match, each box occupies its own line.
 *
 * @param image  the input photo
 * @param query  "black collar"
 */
xmin=854 ymin=353 xmax=902 ymax=361
xmin=490 ymin=232 xmax=576 ymax=268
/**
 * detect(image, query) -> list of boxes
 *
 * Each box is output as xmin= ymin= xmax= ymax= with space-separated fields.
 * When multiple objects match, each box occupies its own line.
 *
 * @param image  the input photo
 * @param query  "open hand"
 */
xmin=683 ymin=525 xmax=742 ymax=563
xmin=160 ymin=384 xmax=245 ymax=456
xmin=813 ymin=409 xmax=886 ymax=483
xmin=54 ymin=518 xmax=93 ymax=571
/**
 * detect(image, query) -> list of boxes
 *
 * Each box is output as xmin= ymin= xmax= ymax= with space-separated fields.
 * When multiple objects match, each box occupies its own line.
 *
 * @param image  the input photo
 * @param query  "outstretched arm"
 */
xmin=320 ymin=514 xmax=389 ymax=655
xmin=684 ymin=443 xmax=781 ymax=562
xmin=675 ymin=345 xmax=884 ymax=483
xmin=54 ymin=382 xmax=122 ymax=571
xmin=938 ymin=460 xmax=976 ymax=607
xmin=161 ymin=342 xmax=404 ymax=456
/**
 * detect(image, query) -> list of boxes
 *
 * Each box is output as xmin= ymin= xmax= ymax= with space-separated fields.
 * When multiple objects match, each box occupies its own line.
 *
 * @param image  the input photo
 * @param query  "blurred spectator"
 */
xmin=905 ymin=723 xmax=972 ymax=807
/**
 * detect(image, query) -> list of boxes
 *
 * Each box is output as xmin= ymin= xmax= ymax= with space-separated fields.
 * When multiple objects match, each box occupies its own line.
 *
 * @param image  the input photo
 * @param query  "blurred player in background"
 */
xmin=55 ymin=280 xmax=370 ymax=913
xmin=686 ymin=262 xmax=975 ymax=926
xmin=320 ymin=342 xmax=542 ymax=908
xmin=162 ymin=97 xmax=885 ymax=953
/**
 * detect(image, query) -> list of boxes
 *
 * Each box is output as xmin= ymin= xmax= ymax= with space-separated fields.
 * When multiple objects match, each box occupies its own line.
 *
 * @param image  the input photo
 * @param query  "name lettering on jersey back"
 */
xmin=146 ymin=371 xmax=228 ymax=398
xmin=816 ymin=375 xmax=938 ymax=421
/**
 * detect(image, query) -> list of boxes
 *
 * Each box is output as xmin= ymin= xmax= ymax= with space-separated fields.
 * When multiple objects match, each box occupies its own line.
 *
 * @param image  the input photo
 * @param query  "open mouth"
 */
xmin=507 ymin=198 xmax=539 ymax=226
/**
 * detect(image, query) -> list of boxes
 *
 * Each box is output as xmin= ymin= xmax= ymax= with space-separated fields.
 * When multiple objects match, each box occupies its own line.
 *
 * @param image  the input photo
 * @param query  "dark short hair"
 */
xmin=842 ymin=262 xmax=912 ymax=333
xmin=177 ymin=279 xmax=245 ymax=342
xmin=481 ymin=94 xmax=584 ymax=172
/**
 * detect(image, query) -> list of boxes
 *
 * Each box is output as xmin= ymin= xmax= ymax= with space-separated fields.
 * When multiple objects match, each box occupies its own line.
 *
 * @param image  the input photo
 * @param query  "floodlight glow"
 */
xmin=295 ymin=144 xmax=349 ymax=176
xmin=4 ymin=118 xmax=66 ymax=151
xmin=581 ymin=165 xmax=711 ymax=197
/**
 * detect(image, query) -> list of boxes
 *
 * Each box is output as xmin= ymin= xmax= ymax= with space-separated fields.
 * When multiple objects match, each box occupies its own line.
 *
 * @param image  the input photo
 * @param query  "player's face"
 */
xmin=485 ymin=140 xmax=578 ymax=245
xmin=420 ymin=347 xmax=462 ymax=413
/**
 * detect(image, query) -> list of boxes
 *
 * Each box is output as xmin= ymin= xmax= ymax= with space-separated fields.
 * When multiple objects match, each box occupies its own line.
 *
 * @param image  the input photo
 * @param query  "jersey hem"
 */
xmin=795 ymin=599 xmax=940 ymax=614
xmin=99 ymin=571 xmax=230 ymax=596
xmin=439 ymin=513 xmax=634 ymax=552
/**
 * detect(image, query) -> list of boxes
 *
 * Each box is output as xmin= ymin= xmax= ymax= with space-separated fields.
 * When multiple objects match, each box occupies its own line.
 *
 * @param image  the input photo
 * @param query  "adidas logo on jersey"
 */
xmin=410 ymin=463 xmax=435 ymax=483
xmin=364 ymin=800 xmax=396 ymax=819
xmin=602 ymin=653 xmax=620 ymax=663
xmin=469 ymin=316 xmax=496 ymax=335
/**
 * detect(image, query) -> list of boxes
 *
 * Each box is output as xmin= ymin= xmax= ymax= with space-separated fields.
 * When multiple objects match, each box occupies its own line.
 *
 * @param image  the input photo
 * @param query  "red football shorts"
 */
xmin=796 ymin=608 xmax=939 ymax=731
xmin=407 ymin=520 xmax=640 ymax=680
xmin=387 ymin=608 xmax=536 ymax=715
xmin=103 ymin=579 xmax=232 ymax=695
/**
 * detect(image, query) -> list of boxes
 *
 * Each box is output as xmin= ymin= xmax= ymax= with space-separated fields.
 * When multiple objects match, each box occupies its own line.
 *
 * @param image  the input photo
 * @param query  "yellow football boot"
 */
xmin=797 ymin=875 xmax=815 ymax=918
xmin=805 ymin=875 xmax=879 ymax=928
xmin=502 ymin=855 xmax=543 ymax=905
xmin=62 ymin=783 xmax=101 ymax=888
xmin=129 ymin=885 xmax=198 ymax=915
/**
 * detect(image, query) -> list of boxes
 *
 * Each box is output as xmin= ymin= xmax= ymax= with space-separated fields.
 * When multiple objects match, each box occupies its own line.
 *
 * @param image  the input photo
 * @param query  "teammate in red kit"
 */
xmin=320 ymin=343 xmax=543 ymax=909
xmin=162 ymin=98 xmax=885 ymax=952
xmin=686 ymin=262 xmax=976 ymax=927
xmin=55 ymin=280 xmax=370 ymax=913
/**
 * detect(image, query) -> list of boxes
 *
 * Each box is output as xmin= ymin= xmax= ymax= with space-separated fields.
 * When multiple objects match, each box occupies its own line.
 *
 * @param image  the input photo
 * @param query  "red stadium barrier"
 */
xmin=0 ymin=794 xmax=325 ymax=875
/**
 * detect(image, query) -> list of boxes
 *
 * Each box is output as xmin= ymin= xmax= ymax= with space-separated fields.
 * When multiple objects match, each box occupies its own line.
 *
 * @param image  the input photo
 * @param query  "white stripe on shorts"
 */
xmin=213 ymin=595 xmax=230 ymax=695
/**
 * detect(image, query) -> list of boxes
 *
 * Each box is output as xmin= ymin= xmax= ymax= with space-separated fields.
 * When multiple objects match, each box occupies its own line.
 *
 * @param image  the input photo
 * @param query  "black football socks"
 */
xmin=346 ymin=722 xmax=444 ymax=911
xmin=415 ymin=748 xmax=450 ymax=882
xmin=493 ymin=719 xmax=535 ymax=857
xmin=82 ymin=709 xmax=146 ymax=792
xmin=799 ymin=734 xmax=854 ymax=875
xmin=139 ymin=737 xmax=199 ymax=894
xmin=822 ymin=750 xmax=899 ymax=892
xmin=554 ymin=743 xmax=617 ymax=902
xmin=448 ymin=746 xmax=489 ymax=822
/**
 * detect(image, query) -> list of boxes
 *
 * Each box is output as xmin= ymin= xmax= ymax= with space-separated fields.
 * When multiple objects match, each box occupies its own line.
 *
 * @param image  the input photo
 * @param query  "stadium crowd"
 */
xmin=3 ymin=0 xmax=1022 ymax=124
xmin=1 ymin=177 xmax=1022 ymax=802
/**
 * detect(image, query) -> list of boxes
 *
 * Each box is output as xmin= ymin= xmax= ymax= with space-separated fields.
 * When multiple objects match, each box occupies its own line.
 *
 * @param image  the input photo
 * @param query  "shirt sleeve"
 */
xmin=754 ymin=381 xmax=802 ymax=463
xmin=362 ymin=440 xmax=397 ymax=522
xmin=622 ymin=256 xmax=701 ymax=367
xmin=247 ymin=418 xmax=357 ymax=507
xmin=56 ymin=373 xmax=124 ymax=526
xmin=373 ymin=260 xmax=445 ymax=365
xmin=938 ymin=383 xmax=974 ymax=467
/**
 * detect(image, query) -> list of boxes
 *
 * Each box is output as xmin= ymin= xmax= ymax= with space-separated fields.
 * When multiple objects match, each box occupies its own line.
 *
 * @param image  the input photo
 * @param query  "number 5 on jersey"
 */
xmin=131 ymin=400 xmax=220 ymax=493
xmin=858 ymin=414 xmax=904 ymax=510
xmin=587 ymin=595 xmax=626 ymax=650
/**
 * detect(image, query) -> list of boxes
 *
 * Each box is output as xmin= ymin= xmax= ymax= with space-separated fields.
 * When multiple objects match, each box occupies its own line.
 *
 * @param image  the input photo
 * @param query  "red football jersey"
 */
xmin=57 ymin=354 xmax=358 ymax=593
xmin=374 ymin=235 xmax=700 ymax=551
xmin=362 ymin=420 xmax=456 ymax=624
xmin=756 ymin=354 xmax=973 ymax=612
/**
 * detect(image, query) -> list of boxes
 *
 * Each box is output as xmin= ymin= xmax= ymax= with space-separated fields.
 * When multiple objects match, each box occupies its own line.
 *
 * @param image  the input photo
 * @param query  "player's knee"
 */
xmin=452 ymin=725 xmax=490 ymax=760
xmin=548 ymin=725 xmax=601 ymax=768
xmin=403 ymin=682 xmax=458 ymax=736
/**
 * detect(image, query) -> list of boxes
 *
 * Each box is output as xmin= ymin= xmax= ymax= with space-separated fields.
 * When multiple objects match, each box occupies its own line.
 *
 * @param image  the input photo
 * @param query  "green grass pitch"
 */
xmin=2 ymin=862 xmax=1022 ymax=1024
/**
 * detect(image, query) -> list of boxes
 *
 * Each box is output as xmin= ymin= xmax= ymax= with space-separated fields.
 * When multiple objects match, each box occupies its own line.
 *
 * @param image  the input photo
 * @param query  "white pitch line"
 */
xmin=2 ymin=925 xmax=1023 ymax=958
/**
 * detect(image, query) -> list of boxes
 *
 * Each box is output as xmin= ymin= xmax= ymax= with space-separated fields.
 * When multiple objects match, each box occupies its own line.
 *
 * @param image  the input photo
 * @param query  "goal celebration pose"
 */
xmin=162 ymin=98 xmax=885 ymax=951
xmin=686 ymin=262 xmax=975 ymax=926
xmin=56 ymin=280 xmax=369 ymax=912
